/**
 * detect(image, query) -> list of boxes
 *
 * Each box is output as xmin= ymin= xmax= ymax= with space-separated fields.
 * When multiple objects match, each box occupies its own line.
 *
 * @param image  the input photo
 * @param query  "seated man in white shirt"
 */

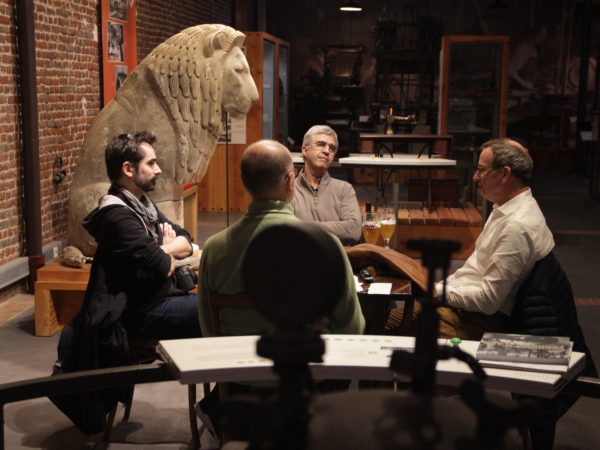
xmin=389 ymin=138 xmax=555 ymax=340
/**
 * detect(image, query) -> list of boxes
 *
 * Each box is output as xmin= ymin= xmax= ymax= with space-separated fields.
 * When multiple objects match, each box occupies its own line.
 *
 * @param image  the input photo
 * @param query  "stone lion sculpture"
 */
xmin=68 ymin=24 xmax=259 ymax=255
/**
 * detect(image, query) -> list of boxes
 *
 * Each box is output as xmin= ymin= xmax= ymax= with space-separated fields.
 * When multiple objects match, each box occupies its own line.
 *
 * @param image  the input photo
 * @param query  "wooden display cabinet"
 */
xmin=197 ymin=32 xmax=290 ymax=212
xmin=438 ymin=35 xmax=509 ymax=144
xmin=438 ymin=35 xmax=509 ymax=208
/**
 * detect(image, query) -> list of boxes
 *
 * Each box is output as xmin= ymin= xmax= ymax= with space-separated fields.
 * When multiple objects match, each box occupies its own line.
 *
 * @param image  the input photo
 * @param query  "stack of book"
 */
xmin=476 ymin=332 xmax=575 ymax=373
xmin=474 ymin=332 xmax=585 ymax=397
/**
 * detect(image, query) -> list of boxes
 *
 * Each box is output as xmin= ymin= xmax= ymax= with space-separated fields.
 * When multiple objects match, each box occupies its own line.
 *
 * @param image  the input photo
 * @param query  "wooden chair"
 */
xmin=208 ymin=292 xmax=253 ymax=337
xmin=206 ymin=292 xmax=253 ymax=402
xmin=103 ymin=337 xmax=202 ymax=448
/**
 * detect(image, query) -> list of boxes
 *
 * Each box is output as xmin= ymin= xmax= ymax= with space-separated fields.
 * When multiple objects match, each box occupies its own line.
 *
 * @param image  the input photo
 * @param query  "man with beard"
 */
xmin=50 ymin=132 xmax=200 ymax=434
xmin=81 ymin=132 xmax=201 ymax=339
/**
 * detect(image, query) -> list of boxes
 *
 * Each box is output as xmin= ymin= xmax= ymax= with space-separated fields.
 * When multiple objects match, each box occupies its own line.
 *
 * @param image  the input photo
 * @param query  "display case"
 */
xmin=438 ymin=35 xmax=509 ymax=146
xmin=197 ymin=32 xmax=290 ymax=213
xmin=438 ymin=36 xmax=509 ymax=207
xmin=244 ymin=31 xmax=290 ymax=146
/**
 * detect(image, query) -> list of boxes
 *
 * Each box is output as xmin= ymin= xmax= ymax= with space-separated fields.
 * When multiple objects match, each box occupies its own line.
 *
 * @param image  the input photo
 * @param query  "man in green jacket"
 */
xmin=197 ymin=139 xmax=364 ymax=337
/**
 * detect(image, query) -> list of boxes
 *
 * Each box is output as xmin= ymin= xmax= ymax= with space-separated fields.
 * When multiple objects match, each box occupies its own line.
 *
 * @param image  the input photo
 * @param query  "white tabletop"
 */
xmin=338 ymin=154 xmax=456 ymax=168
xmin=158 ymin=334 xmax=585 ymax=398
xmin=290 ymin=152 xmax=303 ymax=164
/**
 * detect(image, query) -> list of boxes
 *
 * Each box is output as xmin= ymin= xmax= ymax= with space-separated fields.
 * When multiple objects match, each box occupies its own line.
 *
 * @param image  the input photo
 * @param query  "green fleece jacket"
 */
xmin=198 ymin=200 xmax=365 ymax=336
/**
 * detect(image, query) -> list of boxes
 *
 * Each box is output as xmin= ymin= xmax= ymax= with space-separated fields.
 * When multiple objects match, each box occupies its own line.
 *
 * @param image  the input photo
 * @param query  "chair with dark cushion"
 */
xmin=511 ymin=251 xmax=597 ymax=450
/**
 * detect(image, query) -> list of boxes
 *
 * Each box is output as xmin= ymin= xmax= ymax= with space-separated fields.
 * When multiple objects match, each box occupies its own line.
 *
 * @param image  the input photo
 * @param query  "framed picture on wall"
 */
xmin=101 ymin=0 xmax=137 ymax=104
xmin=107 ymin=22 xmax=124 ymax=62
xmin=115 ymin=65 xmax=128 ymax=91
xmin=109 ymin=0 xmax=128 ymax=21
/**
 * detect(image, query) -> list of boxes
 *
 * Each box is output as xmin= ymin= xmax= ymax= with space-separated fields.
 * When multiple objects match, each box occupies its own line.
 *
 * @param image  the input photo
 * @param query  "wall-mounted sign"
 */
xmin=218 ymin=116 xmax=247 ymax=145
xmin=101 ymin=0 xmax=137 ymax=105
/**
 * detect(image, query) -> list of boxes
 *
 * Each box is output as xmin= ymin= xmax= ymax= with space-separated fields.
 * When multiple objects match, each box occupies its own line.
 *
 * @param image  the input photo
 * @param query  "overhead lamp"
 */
xmin=340 ymin=0 xmax=362 ymax=12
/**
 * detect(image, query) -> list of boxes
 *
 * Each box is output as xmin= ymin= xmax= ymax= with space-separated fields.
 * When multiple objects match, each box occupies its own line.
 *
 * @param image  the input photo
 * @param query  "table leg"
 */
xmin=34 ymin=284 xmax=59 ymax=337
xmin=392 ymin=170 xmax=399 ymax=217
xmin=426 ymin=168 xmax=432 ymax=210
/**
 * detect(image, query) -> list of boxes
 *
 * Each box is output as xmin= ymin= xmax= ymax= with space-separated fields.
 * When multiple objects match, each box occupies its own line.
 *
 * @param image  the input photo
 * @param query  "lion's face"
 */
xmin=221 ymin=47 xmax=259 ymax=119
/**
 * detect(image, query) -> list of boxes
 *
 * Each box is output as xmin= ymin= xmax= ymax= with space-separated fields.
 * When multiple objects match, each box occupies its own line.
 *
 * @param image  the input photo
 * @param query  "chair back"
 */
xmin=511 ymin=251 xmax=597 ymax=449
xmin=512 ymin=251 xmax=596 ymax=375
xmin=208 ymin=292 xmax=252 ymax=337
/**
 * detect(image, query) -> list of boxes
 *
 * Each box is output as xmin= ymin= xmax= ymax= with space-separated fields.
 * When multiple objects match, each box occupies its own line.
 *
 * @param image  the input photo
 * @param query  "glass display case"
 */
xmin=438 ymin=36 xmax=509 ymax=147
xmin=197 ymin=32 xmax=290 ymax=213
xmin=245 ymin=32 xmax=290 ymax=145
xmin=438 ymin=36 xmax=509 ymax=208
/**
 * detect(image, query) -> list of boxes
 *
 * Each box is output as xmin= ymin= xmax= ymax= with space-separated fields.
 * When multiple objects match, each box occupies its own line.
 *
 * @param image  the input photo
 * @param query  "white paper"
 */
xmin=368 ymin=283 xmax=392 ymax=295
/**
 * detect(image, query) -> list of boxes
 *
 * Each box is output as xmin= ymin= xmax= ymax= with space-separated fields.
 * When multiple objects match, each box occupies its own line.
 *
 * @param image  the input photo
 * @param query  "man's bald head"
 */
xmin=480 ymin=138 xmax=533 ymax=184
xmin=241 ymin=139 xmax=294 ymax=200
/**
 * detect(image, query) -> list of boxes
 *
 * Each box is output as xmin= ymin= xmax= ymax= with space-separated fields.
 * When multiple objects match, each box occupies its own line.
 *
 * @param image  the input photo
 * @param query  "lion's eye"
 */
xmin=234 ymin=67 xmax=245 ymax=74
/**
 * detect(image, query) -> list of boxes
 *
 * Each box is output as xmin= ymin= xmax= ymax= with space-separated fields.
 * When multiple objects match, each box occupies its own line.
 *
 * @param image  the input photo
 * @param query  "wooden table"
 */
xmin=34 ymin=259 xmax=90 ymax=336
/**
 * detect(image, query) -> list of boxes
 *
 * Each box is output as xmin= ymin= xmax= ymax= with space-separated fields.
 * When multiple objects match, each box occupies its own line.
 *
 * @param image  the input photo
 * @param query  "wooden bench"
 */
xmin=34 ymin=255 xmax=201 ymax=337
xmin=34 ymin=259 xmax=89 ymax=336
xmin=395 ymin=204 xmax=483 ymax=259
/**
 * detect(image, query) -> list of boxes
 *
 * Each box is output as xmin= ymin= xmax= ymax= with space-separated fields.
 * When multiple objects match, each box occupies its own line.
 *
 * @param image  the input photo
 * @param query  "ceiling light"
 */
xmin=340 ymin=0 xmax=362 ymax=12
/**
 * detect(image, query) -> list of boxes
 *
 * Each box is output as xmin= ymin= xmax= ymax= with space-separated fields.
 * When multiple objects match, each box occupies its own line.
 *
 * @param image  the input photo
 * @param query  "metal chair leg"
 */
xmin=188 ymin=384 xmax=200 ymax=448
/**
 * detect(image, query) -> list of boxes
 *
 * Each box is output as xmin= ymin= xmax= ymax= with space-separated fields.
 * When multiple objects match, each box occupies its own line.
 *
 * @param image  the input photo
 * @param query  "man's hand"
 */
xmin=160 ymin=222 xmax=193 ymax=259
xmin=159 ymin=223 xmax=176 ymax=245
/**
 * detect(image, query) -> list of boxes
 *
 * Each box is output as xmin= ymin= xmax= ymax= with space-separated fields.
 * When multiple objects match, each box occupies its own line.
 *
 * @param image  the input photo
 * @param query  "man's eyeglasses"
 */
xmin=475 ymin=166 xmax=496 ymax=175
xmin=312 ymin=140 xmax=337 ymax=153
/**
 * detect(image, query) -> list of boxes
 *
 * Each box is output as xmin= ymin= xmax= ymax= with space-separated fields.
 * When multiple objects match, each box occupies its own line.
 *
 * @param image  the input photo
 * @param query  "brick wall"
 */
xmin=35 ymin=0 xmax=102 ymax=250
xmin=0 ymin=0 xmax=233 ymax=301
xmin=137 ymin=0 xmax=233 ymax=60
xmin=0 ymin=1 xmax=23 ymax=264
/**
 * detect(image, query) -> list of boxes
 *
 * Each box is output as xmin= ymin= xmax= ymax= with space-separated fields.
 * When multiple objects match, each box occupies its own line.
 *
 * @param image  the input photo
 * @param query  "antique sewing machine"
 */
xmin=383 ymin=107 xmax=418 ymax=135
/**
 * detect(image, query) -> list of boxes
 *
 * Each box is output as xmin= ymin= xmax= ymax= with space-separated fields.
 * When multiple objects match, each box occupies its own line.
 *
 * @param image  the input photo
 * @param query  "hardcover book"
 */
xmin=476 ymin=332 xmax=573 ymax=365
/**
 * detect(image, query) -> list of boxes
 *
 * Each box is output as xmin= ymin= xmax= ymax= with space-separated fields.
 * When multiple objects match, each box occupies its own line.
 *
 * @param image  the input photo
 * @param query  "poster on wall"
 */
xmin=101 ymin=0 xmax=137 ymax=105
xmin=218 ymin=116 xmax=247 ymax=145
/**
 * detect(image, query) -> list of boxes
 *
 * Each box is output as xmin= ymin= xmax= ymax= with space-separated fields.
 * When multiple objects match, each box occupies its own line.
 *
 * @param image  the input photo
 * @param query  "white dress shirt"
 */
xmin=438 ymin=189 xmax=555 ymax=315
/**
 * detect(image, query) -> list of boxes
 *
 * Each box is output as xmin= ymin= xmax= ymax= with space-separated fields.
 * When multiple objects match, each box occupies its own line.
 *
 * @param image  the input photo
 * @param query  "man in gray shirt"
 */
xmin=291 ymin=125 xmax=362 ymax=245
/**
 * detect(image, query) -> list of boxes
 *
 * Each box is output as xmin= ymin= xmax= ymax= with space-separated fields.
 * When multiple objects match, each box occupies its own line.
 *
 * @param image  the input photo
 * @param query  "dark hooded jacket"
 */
xmin=49 ymin=193 xmax=192 ymax=434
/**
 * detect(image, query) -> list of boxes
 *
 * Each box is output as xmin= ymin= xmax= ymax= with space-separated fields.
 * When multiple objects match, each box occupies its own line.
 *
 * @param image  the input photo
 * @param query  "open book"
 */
xmin=476 ymin=332 xmax=573 ymax=372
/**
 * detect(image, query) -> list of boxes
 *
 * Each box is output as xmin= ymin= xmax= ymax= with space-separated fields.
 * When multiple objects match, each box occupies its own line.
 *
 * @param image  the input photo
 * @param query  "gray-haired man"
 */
xmin=291 ymin=125 xmax=362 ymax=245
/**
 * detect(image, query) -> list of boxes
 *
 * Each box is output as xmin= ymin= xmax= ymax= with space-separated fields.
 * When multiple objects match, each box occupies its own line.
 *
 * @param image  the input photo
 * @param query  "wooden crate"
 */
xmin=394 ymin=205 xmax=483 ymax=259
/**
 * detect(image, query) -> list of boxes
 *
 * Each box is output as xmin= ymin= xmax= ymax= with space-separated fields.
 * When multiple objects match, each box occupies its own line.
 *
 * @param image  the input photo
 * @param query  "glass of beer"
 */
xmin=362 ymin=211 xmax=381 ymax=245
xmin=379 ymin=207 xmax=396 ymax=249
